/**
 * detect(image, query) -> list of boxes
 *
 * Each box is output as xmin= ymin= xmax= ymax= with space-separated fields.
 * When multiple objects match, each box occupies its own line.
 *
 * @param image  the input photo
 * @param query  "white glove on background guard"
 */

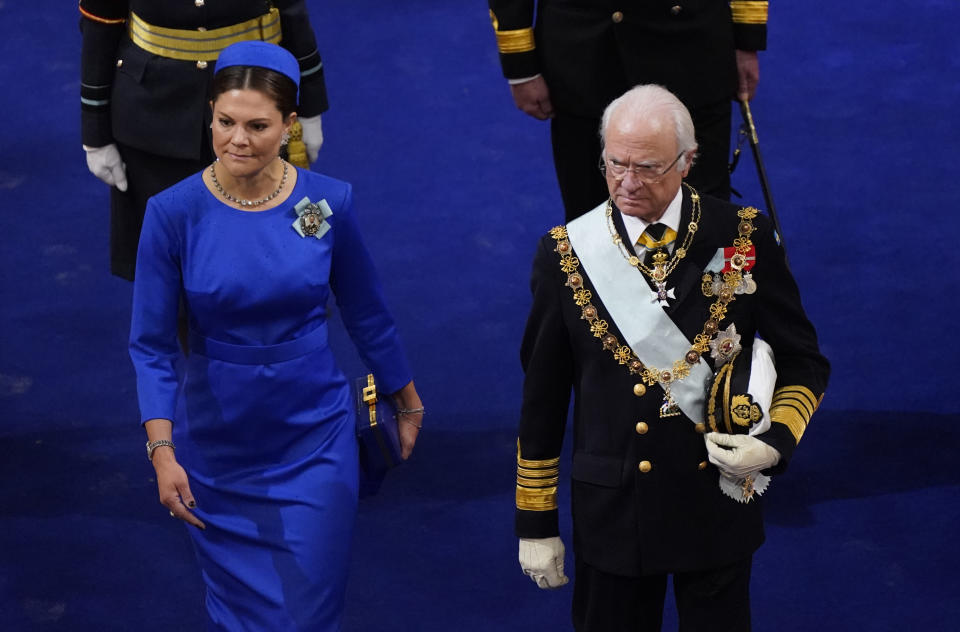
xmin=297 ymin=114 xmax=323 ymax=163
xmin=83 ymin=144 xmax=127 ymax=192
xmin=519 ymin=536 xmax=569 ymax=589
xmin=705 ymin=432 xmax=780 ymax=478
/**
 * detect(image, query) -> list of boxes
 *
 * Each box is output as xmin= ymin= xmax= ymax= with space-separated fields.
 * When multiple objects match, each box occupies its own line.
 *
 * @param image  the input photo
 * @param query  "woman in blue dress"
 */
xmin=129 ymin=42 xmax=423 ymax=631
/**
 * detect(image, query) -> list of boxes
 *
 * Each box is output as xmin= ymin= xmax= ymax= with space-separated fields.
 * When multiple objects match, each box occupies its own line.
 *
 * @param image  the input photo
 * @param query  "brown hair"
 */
xmin=211 ymin=66 xmax=298 ymax=119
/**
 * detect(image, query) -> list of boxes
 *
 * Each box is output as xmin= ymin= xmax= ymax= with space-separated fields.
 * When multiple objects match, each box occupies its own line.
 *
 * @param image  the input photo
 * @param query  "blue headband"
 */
xmin=215 ymin=41 xmax=300 ymax=98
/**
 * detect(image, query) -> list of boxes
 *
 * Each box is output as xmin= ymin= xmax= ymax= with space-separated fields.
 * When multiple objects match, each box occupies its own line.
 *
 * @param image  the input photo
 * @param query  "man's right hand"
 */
xmin=510 ymin=76 xmax=555 ymax=121
xmin=83 ymin=143 xmax=128 ymax=192
xmin=519 ymin=536 xmax=569 ymax=589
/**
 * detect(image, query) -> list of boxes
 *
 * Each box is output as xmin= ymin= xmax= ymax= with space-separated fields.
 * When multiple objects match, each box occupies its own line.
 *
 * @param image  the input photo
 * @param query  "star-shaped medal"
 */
xmin=651 ymin=282 xmax=676 ymax=307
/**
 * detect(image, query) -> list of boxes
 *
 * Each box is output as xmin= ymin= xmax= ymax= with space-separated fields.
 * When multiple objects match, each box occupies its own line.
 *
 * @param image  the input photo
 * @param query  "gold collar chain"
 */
xmin=605 ymin=184 xmax=702 ymax=286
xmin=550 ymin=195 xmax=760 ymax=418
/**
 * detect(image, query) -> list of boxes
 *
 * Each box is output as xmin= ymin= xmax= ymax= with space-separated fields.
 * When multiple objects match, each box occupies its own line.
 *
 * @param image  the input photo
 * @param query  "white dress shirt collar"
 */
xmin=620 ymin=186 xmax=684 ymax=251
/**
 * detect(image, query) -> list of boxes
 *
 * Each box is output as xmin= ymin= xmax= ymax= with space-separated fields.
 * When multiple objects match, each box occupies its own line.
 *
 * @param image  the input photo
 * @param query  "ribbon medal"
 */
xmin=720 ymin=245 xmax=758 ymax=295
xmin=292 ymin=197 xmax=333 ymax=239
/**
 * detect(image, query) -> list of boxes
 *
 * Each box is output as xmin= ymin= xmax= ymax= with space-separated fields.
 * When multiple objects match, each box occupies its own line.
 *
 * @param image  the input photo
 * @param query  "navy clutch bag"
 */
xmin=354 ymin=374 xmax=402 ymax=496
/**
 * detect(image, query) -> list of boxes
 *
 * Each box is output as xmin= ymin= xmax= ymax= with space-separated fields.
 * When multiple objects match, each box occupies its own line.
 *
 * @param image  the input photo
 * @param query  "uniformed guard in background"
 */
xmin=488 ymin=0 xmax=770 ymax=221
xmin=80 ymin=1 xmax=329 ymax=280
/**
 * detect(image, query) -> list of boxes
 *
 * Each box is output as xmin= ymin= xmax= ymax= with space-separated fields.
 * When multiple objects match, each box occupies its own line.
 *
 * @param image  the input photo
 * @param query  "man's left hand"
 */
xmin=299 ymin=114 xmax=324 ymax=163
xmin=705 ymin=432 xmax=779 ymax=478
xmin=735 ymin=50 xmax=760 ymax=101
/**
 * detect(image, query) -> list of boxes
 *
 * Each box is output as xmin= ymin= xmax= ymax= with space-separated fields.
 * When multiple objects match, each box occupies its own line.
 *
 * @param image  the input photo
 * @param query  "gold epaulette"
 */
xmin=489 ymin=10 xmax=535 ymax=54
xmin=769 ymin=385 xmax=823 ymax=443
xmin=516 ymin=440 xmax=559 ymax=511
xmin=730 ymin=1 xmax=769 ymax=25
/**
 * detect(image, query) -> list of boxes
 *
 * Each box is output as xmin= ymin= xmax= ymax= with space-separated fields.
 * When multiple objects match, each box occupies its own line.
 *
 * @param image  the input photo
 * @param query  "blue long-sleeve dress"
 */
xmin=129 ymin=168 xmax=412 ymax=631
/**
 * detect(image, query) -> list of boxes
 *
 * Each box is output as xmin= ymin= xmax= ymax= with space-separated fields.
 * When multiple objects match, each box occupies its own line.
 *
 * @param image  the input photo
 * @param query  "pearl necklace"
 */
xmin=210 ymin=158 xmax=288 ymax=208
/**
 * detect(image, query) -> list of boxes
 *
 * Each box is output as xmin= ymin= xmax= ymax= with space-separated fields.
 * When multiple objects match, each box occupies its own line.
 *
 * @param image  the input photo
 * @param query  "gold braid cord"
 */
xmin=516 ymin=440 xmax=559 ymax=511
xmin=79 ymin=2 xmax=126 ymax=24
xmin=549 ymin=205 xmax=759 ymax=386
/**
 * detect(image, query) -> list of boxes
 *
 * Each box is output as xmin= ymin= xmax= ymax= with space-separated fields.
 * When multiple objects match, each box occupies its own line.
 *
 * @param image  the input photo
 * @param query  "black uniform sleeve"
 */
xmin=751 ymin=215 xmax=829 ymax=474
xmin=276 ymin=0 xmax=329 ymax=116
xmin=730 ymin=0 xmax=768 ymax=51
xmin=79 ymin=0 xmax=127 ymax=147
xmin=488 ymin=0 xmax=539 ymax=80
xmin=515 ymin=233 xmax=574 ymax=538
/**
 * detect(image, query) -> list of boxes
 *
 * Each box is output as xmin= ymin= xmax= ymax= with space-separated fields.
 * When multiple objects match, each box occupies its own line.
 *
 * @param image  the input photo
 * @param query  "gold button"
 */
xmin=197 ymin=26 xmax=207 ymax=32
xmin=196 ymin=60 xmax=208 ymax=70
xmin=694 ymin=423 xmax=707 ymax=434
xmin=612 ymin=11 xmax=624 ymax=23
xmin=195 ymin=0 xmax=205 ymax=6
xmin=638 ymin=460 xmax=652 ymax=473
xmin=670 ymin=5 xmax=683 ymax=15
xmin=698 ymin=461 xmax=708 ymax=470
xmin=635 ymin=422 xmax=648 ymax=435
xmin=633 ymin=383 xmax=646 ymax=397
xmin=116 ymin=59 xmax=123 ymax=68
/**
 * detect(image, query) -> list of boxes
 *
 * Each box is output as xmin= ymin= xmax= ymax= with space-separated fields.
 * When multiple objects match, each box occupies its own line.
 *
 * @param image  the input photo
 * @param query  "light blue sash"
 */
xmin=566 ymin=203 xmax=712 ymax=423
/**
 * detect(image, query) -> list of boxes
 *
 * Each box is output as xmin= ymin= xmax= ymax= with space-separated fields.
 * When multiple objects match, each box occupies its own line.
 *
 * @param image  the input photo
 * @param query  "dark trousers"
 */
xmin=572 ymin=555 xmax=752 ymax=632
xmin=111 ymin=141 xmax=213 ymax=280
xmin=550 ymin=100 xmax=733 ymax=223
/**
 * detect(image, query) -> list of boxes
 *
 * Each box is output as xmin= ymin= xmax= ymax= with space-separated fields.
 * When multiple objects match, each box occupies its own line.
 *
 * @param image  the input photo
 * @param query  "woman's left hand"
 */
xmin=392 ymin=381 xmax=423 ymax=459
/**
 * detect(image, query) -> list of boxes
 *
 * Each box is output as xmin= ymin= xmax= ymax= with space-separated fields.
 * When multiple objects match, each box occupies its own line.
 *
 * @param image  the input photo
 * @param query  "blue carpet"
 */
xmin=1 ymin=0 xmax=958 ymax=630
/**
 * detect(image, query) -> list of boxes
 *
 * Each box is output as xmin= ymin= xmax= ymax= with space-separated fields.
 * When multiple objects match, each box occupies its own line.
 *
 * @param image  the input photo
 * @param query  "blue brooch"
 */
xmin=292 ymin=197 xmax=333 ymax=239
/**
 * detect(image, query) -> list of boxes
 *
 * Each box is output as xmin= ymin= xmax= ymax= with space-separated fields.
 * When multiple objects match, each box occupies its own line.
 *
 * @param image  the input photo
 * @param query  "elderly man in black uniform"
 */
xmin=489 ymin=0 xmax=769 ymax=221
xmin=515 ymin=84 xmax=828 ymax=631
xmin=80 ymin=0 xmax=329 ymax=280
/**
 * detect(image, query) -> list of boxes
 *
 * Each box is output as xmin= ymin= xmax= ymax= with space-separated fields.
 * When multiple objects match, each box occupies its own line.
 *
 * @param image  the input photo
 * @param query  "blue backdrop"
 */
xmin=1 ymin=1 xmax=958 ymax=630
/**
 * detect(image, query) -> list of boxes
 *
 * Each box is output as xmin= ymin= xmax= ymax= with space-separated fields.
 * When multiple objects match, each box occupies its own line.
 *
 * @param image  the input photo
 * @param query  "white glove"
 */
xmin=83 ymin=144 xmax=128 ymax=192
xmin=519 ymin=537 xmax=569 ymax=589
xmin=705 ymin=432 xmax=780 ymax=478
xmin=298 ymin=114 xmax=323 ymax=163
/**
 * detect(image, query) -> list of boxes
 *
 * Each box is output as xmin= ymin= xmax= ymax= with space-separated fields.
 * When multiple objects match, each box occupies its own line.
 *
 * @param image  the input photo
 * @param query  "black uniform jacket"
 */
xmin=517 ymin=187 xmax=829 ymax=576
xmin=489 ymin=0 xmax=768 ymax=118
xmin=80 ymin=0 xmax=328 ymax=160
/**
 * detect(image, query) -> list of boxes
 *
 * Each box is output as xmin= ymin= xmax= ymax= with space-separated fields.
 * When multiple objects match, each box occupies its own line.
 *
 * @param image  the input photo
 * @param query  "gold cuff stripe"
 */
xmin=773 ymin=394 xmax=814 ymax=419
xmin=517 ymin=440 xmax=560 ymax=469
xmin=518 ymin=476 xmax=559 ymax=488
xmin=773 ymin=385 xmax=819 ymax=416
xmin=79 ymin=4 xmax=126 ymax=24
xmin=771 ymin=401 xmax=813 ymax=427
xmin=516 ymin=485 xmax=558 ymax=511
xmin=770 ymin=405 xmax=808 ymax=443
xmin=517 ymin=466 xmax=559 ymax=478
xmin=730 ymin=1 xmax=769 ymax=25
xmin=774 ymin=384 xmax=818 ymax=403
xmin=129 ymin=8 xmax=282 ymax=62
xmin=495 ymin=28 xmax=535 ymax=54
xmin=489 ymin=9 xmax=535 ymax=54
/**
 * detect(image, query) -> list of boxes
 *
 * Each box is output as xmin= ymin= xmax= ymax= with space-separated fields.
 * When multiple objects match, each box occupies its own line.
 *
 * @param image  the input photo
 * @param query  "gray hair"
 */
xmin=599 ymin=84 xmax=698 ymax=171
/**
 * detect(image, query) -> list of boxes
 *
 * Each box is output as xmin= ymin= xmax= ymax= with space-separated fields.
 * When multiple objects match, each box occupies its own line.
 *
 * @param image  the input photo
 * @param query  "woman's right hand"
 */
xmin=151 ymin=448 xmax=206 ymax=530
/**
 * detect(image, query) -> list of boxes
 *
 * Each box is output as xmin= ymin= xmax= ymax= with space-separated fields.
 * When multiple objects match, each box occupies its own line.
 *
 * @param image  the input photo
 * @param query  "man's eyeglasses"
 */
xmin=599 ymin=152 xmax=684 ymax=184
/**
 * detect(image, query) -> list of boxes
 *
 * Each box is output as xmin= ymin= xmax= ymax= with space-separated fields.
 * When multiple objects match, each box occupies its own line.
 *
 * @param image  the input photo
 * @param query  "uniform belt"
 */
xmin=128 ymin=8 xmax=282 ymax=62
xmin=189 ymin=324 xmax=328 ymax=365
